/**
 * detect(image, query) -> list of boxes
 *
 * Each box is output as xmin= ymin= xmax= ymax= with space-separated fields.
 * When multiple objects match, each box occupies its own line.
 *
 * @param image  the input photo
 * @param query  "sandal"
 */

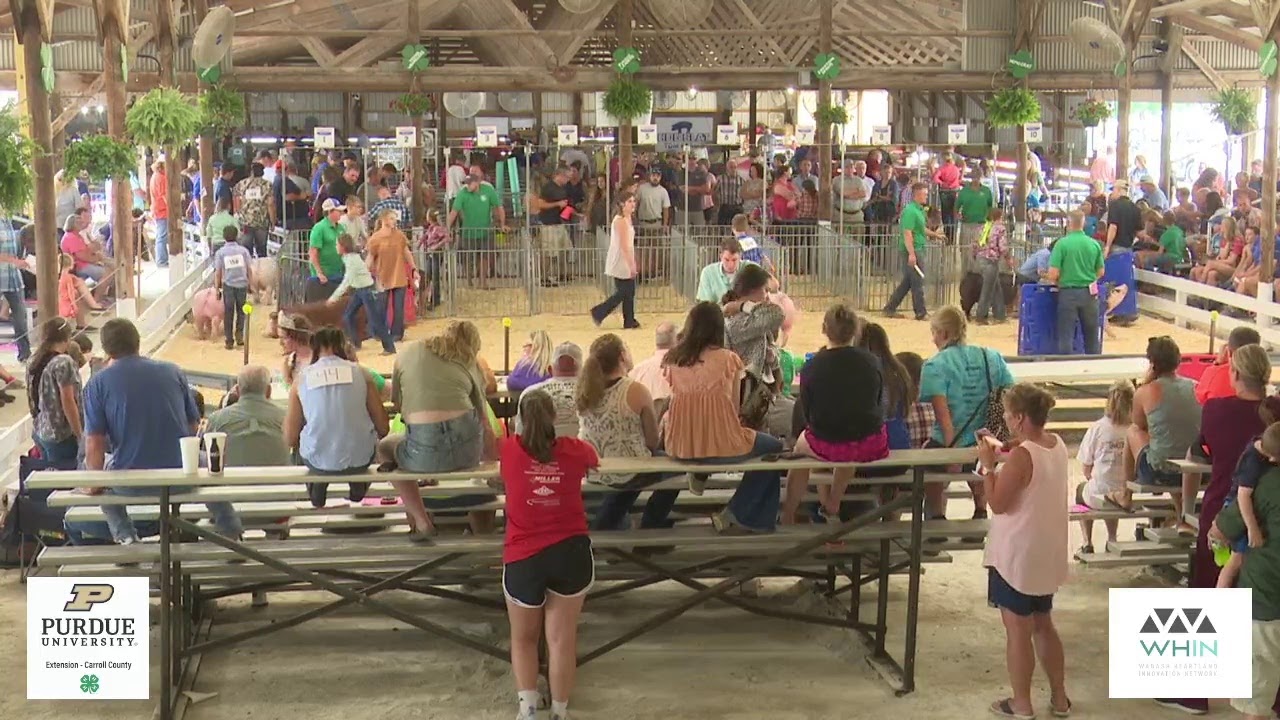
xmin=1076 ymin=544 xmax=1094 ymax=558
xmin=407 ymin=522 xmax=438 ymax=544
xmin=1103 ymin=492 xmax=1134 ymax=513
xmin=1050 ymin=699 xmax=1071 ymax=718
xmin=989 ymin=698 xmax=1036 ymax=720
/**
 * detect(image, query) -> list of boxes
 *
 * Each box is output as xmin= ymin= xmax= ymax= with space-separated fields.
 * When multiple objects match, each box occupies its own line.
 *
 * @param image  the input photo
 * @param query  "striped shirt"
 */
xmin=368 ymin=197 xmax=411 ymax=230
xmin=0 ymin=221 xmax=25 ymax=293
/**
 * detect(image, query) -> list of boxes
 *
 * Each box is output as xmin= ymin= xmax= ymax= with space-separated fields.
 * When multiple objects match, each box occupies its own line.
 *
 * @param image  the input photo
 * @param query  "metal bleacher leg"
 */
xmin=902 ymin=465 xmax=926 ymax=695
xmin=849 ymin=554 xmax=862 ymax=623
xmin=159 ymin=487 xmax=173 ymax=720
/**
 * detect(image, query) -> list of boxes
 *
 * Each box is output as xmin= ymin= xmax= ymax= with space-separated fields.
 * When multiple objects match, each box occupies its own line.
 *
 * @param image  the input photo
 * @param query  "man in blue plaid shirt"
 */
xmin=0 ymin=220 xmax=31 ymax=361
xmin=367 ymin=185 xmax=411 ymax=230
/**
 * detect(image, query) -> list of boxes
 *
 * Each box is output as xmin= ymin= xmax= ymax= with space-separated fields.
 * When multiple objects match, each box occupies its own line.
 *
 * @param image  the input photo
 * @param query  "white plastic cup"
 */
xmin=204 ymin=432 xmax=228 ymax=475
xmin=179 ymin=437 xmax=201 ymax=476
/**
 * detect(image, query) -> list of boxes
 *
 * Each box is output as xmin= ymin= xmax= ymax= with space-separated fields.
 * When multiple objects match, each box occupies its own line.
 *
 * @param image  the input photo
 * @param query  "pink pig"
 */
xmin=191 ymin=287 xmax=225 ymax=340
xmin=768 ymin=291 xmax=799 ymax=346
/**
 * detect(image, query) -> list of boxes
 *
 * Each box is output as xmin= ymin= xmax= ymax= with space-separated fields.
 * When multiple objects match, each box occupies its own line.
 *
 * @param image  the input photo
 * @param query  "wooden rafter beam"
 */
xmin=50 ymin=74 xmax=104 ymax=134
xmin=1181 ymin=39 xmax=1229 ymax=89
xmin=331 ymin=28 xmax=402 ymax=68
xmin=1170 ymin=9 xmax=1263 ymax=48
xmin=1248 ymin=0 xmax=1280 ymax=37
xmin=1150 ymin=0 xmax=1241 ymax=17
xmin=539 ymin=0 xmax=618 ymax=66
xmin=299 ymin=36 xmax=337 ymax=67
xmin=454 ymin=0 xmax=553 ymax=68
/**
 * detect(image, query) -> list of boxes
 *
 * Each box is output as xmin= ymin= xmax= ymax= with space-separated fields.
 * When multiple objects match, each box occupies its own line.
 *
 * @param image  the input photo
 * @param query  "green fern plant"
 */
xmin=985 ymin=87 xmax=1041 ymax=128
xmin=199 ymin=86 xmax=246 ymax=135
xmin=814 ymin=103 xmax=849 ymax=128
xmin=602 ymin=77 xmax=652 ymax=122
xmin=1211 ymin=87 xmax=1257 ymax=135
xmin=126 ymin=87 xmax=202 ymax=148
xmin=0 ymin=102 xmax=37 ymax=213
xmin=64 ymin=134 xmax=135 ymax=182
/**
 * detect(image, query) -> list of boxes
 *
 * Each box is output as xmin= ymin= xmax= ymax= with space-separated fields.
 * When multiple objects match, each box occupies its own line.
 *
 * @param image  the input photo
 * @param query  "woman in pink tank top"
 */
xmin=976 ymin=383 xmax=1071 ymax=720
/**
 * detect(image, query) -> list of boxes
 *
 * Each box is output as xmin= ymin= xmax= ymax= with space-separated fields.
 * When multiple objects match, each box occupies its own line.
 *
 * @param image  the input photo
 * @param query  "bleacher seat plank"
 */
xmin=1126 ymin=481 xmax=1203 ymax=494
xmin=26 ymin=448 xmax=981 ymax=491
xmin=1142 ymin=527 xmax=1194 ymax=546
xmin=1168 ymin=459 xmax=1212 ymax=474
xmin=1104 ymin=540 xmax=1189 ymax=557
xmin=1075 ymin=551 xmax=1185 ymax=567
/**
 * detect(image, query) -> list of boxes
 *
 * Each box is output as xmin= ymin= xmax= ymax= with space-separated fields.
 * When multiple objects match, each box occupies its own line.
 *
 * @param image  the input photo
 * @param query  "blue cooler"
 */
xmin=1017 ymin=283 xmax=1106 ymax=356
xmin=1103 ymin=251 xmax=1137 ymax=318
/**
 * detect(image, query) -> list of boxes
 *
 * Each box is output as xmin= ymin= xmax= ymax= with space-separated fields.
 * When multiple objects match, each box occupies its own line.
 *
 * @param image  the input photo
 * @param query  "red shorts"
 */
xmin=803 ymin=426 xmax=890 ymax=463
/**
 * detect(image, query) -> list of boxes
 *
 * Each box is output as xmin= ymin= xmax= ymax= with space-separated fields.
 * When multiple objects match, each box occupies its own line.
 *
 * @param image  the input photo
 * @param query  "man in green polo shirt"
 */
xmin=448 ymin=174 xmax=506 ymax=289
xmin=308 ymin=198 xmax=346 ymax=301
xmin=956 ymin=175 xmax=994 ymax=246
xmin=1047 ymin=210 xmax=1105 ymax=355
xmin=883 ymin=181 xmax=930 ymax=320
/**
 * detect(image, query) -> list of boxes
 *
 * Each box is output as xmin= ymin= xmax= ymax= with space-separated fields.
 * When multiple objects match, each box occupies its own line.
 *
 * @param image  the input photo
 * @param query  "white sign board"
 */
xmin=313 ymin=126 xmax=336 ymax=149
xmin=475 ymin=125 xmax=498 ymax=148
xmin=716 ymin=124 xmax=739 ymax=145
xmin=637 ymin=124 xmax=658 ymax=145
xmin=395 ymin=126 xmax=417 ymax=148
xmin=27 ymin=577 xmax=150 ymax=699
xmin=795 ymin=126 xmax=816 ymax=145
xmin=947 ymin=123 xmax=968 ymax=145
xmin=557 ymin=124 xmax=579 ymax=146
xmin=871 ymin=125 xmax=891 ymax=145
xmin=655 ymin=116 xmax=714 ymax=152
xmin=1024 ymin=122 xmax=1043 ymax=143
xmin=421 ymin=128 xmax=437 ymax=155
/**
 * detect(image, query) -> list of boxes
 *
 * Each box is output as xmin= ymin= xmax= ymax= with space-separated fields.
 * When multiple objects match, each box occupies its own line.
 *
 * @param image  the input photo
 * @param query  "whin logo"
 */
xmin=1139 ymin=608 xmax=1219 ymax=658
xmin=64 ymin=584 xmax=115 ymax=613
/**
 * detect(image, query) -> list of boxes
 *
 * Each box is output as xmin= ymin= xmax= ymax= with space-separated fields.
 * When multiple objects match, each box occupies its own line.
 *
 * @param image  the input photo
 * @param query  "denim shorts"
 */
xmin=396 ymin=412 xmax=493 ymax=511
xmin=987 ymin=567 xmax=1053 ymax=617
xmin=1136 ymin=446 xmax=1181 ymax=486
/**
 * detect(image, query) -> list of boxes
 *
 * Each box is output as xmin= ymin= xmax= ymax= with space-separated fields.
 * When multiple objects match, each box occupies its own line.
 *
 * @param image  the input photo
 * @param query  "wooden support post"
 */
xmin=1159 ymin=23 xmax=1177 ymax=197
xmin=1054 ymin=92 xmax=1066 ymax=155
xmin=617 ymin=0 xmax=634 ymax=188
xmin=407 ymin=0 xmax=424 ymax=226
xmin=156 ymin=0 xmax=182 ymax=269
xmin=102 ymin=4 xmax=134 ymax=301
xmin=1262 ymin=56 xmax=1279 ymax=286
xmin=198 ymin=133 xmax=214 ymax=222
xmin=748 ymin=90 xmax=758 ymax=141
xmin=16 ymin=3 xmax=58 ymax=327
xmin=816 ymin=0 xmax=833 ymax=221
xmin=49 ymin=91 xmax=65 ymax=156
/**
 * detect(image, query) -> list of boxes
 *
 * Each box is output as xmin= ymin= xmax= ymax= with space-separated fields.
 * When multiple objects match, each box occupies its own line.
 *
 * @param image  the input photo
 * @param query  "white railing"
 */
xmin=1135 ymin=268 xmax=1280 ymax=347
xmin=1 ymin=227 xmax=214 ymax=504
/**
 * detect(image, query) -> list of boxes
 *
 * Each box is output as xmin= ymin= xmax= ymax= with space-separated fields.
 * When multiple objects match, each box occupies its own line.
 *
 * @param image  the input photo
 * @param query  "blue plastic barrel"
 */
xmin=1103 ymin=251 xmax=1137 ymax=318
xmin=1016 ymin=283 xmax=1106 ymax=356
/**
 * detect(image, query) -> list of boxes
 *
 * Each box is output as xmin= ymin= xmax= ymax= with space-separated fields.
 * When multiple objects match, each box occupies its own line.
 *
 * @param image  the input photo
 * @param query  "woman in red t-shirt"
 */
xmin=500 ymin=389 xmax=599 ymax=720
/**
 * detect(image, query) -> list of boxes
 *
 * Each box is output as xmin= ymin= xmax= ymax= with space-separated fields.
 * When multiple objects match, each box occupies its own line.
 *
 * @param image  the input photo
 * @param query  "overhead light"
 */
xmin=96 ymin=105 xmax=104 ymax=113
xmin=80 ymin=106 xmax=89 ymax=115
xmin=786 ymin=86 xmax=796 ymax=95
xmin=686 ymin=86 xmax=698 ymax=99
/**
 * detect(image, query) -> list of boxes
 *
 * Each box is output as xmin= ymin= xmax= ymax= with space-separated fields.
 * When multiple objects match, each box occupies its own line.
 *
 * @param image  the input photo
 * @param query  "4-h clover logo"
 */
xmin=79 ymin=674 xmax=100 ymax=693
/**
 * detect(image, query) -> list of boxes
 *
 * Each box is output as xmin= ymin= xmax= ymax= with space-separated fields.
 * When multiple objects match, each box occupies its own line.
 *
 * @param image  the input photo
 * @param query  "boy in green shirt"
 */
xmin=1140 ymin=212 xmax=1186 ymax=273
xmin=307 ymin=198 xmax=347 ymax=300
xmin=883 ymin=182 xmax=931 ymax=320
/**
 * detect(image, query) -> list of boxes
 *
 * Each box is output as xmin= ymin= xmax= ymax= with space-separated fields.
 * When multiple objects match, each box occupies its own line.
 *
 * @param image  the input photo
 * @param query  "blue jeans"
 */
xmin=64 ymin=517 xmax=160 ymax=546
xmin=35 ymin=434 xmax=78 ymax=463
xmin=154 ymin=220 xmax=169 ymax=266
xmin=423 ymin=253 xmax=443 ymax=308
xmin=884 ymin=248 xmax=927 ymax=319
xmin=684 ymin=431 xmax=786 ymax=532
xmin=591 ymin=450 xmax=681 ymax=531
xmin=1056 ymin=286 xmax=1100 ymax=355
xmin=4 ymin=289 xmax=29 ymax=361
xmin=306 ymin=274 xmax=343 ymax=303
xmin=99 ymin=485 xmax=242 ymax=543
xmin=344 ymin=287 xmax=395 ymax=353
xmin=380 ymin=286 xmax=407 ymax=340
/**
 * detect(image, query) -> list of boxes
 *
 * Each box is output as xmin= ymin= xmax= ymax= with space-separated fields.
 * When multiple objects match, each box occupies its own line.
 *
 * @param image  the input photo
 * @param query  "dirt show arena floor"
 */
xmin=154 ymin=300 xmax=1212 ymax=379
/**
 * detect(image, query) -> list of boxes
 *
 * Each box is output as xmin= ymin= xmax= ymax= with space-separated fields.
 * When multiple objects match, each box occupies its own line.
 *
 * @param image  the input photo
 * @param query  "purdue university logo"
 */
xmin=64 ymin=584 xmax=115 ymax=613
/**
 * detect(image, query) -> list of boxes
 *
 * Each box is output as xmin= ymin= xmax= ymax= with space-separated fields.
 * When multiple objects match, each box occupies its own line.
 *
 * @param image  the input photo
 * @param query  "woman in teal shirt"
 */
xmin=918 ymin=305 xmax=1015 ymax=521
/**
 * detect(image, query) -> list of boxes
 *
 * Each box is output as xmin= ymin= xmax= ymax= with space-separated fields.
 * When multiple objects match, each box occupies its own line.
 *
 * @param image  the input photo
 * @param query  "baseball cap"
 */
xmin=1113 ymin=179 xmax=1130 ymax=192
xmin=552 ymin=342 xmax=583 ymax=370
xmin=277 ymin=313 xmax=310 ymax=334
xmin=1139 ymin=175 xmax=1154 ymax=184
xmin=321 ymin=198 xmax=346 ymax=213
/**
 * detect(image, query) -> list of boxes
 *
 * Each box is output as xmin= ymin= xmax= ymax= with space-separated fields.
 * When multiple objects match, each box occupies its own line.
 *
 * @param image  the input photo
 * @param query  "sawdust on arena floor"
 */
xmin=155 ymin=296 xmax=1214 ymax=380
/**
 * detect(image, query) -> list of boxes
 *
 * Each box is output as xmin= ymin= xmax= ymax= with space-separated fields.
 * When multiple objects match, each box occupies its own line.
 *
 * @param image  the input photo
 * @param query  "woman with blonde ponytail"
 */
xmin=576 ymin=334 xmax=675 ymax=531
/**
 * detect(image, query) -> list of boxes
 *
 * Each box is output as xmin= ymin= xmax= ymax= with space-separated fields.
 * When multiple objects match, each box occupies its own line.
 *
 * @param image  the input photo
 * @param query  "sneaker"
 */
xmin=1153 ymin=699 xmax=1208 ymax=715
xmin=688 ymin=473 xmax=708 ymax=496
xmin=623 ymin=321 xmax=641 ymax=330
xmin=881 ymin=309 xmax=902 ymax=318
xmin=225 ymin=341 xmax=234 ymax=350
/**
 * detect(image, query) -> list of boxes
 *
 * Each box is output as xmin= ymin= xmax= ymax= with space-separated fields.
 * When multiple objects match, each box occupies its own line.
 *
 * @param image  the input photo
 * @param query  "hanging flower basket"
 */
xmin=1073 ymin=98 xmax=1112 ymax=128
xmin=199 ymin=86 xmax=246 ymax=135
xmin=985 ymin=87 xmax=1041 ymax=128
xmin=392 ymin=92 xmax=435 ymax=116
xmin=0 ymin=102 xmax=36 ymax=214
xmin=1211 ymin=86 xmax=1256 ymax=136
xmin=602 ymin=77 xmax=652 ymax=122
xmin=64 ymin=134 xmax=135 ymax=182
xmin=126 ymin=87 xmax=202 ymax=148
xmin=814 ymin=103 xmax=849 ymax=128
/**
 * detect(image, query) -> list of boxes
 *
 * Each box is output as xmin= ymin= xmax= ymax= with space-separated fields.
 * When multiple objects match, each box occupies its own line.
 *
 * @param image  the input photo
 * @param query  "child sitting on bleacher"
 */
xmin=1215 ymin=422 xmax=1280 ymax=589
xmin=894 ymin=351 xmax=936 ymax=450
xmin=1075 ymin=380 xmax=1134 ymax=555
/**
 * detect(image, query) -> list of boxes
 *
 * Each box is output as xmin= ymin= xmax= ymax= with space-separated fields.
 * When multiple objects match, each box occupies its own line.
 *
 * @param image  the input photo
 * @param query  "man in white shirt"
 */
xmin=628 ymin=322 xmax=675 ymax=405
xmin=444 ymin=155 xmax=468 ymax=202
xmin=833 ymin=160 xmax=875 ymax=226
xmin=515 ymin=342 xmax=582 ymax=438
xmin=635 ymin=169 xmax=671 ymax=227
